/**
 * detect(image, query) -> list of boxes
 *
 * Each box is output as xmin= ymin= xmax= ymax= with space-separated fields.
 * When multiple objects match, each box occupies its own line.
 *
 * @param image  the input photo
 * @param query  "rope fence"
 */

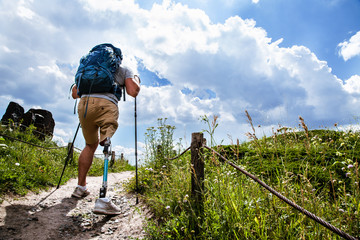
xmin=0 ymin=133 xmax=66 ymax=150
xmin=0 ymin=132 xmax=129 ymax=164
xmin=167 ymin=132 xmax=358 ymax=240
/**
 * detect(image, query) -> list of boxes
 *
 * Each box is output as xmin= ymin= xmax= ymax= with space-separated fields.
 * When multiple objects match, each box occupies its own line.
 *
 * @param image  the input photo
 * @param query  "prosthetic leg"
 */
xmin=93 ymin=137 xmax=121 ymax=215
xmin=100 ymin=137 xmax=111 ymax=198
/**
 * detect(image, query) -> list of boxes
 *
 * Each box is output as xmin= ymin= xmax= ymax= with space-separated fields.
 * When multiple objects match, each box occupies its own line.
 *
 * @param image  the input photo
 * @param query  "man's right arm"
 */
xmin=125 ymin=77 xmax=140 ymax=98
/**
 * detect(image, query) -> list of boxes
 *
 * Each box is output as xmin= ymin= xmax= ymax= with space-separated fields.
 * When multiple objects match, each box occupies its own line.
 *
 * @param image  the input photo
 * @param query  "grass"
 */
xmin=127 ymin=116 xmax=360 ymax=239
xmin=0 ymin=123 xmax=135 ymax=202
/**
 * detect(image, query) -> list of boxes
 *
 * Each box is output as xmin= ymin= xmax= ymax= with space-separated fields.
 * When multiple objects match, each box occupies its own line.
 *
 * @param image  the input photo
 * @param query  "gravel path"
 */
xmin=0 ymin=171 xmax=151 ymax=240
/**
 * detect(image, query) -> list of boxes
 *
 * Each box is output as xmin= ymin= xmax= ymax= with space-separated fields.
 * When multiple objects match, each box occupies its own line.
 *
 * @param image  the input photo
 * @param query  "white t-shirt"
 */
xmin=81 ymin=66 xmax=134 ymax=105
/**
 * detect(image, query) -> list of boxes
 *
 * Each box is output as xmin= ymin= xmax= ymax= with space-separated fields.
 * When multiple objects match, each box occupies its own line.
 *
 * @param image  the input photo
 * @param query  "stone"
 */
xmin=1 ymin=101 xmax=24 ymax=124
xmin=21 ymin=108 xmax=55 ymax=140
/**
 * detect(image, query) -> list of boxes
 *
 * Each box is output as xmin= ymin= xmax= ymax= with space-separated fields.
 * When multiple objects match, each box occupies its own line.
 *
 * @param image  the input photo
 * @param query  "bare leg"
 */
xmin=78 ymin=141 xmax=99 ymax=186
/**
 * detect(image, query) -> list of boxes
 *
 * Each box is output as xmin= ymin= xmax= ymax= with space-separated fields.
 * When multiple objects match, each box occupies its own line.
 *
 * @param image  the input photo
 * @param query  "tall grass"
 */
xmin=128 ymin=116 xmax=359 ymax=239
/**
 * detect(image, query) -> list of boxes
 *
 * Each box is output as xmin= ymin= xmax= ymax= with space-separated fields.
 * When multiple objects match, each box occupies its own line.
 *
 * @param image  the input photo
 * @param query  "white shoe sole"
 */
xmin=71 ymin=192 xmax=89 ymax=198
xmin=93 ymin=209 xmax=121 ymax=215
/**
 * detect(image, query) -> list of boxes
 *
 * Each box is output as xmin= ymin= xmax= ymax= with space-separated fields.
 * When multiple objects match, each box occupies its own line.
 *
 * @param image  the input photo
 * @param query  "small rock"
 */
xmin=81 ymin=222 xmax=91 ymax=227
xmin=27 ymin=216 xmax=39 ymax=221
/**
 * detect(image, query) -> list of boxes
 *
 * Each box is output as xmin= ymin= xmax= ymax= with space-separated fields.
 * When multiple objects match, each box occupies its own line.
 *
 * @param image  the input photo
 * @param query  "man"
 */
xmin=71 ymin=47 xmax=140 ymax=214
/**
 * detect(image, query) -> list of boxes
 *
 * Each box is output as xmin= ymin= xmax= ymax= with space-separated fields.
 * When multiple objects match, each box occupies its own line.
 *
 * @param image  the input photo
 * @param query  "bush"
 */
xmin=0 ymin=124 xmax=75 ymax=198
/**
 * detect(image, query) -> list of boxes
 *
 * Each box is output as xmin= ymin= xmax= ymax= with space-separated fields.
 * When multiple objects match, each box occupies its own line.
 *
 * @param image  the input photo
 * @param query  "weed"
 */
xmin=200 ymin=114 xmax=219 ymax=147
xmin=144 ymin=118 xmax=176 ymax=171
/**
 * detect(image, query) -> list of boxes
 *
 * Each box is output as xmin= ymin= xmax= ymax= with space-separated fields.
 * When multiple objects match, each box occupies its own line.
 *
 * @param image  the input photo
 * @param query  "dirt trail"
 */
xmin=0 ymin=171 xmax=151 ymax=240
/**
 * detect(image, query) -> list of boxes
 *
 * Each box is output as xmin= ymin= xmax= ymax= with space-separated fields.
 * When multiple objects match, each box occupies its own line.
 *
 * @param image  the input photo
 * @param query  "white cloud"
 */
xmin=17 ymin=0 xmax=36 ymax=19
xmin=52 ymin=128 xmax=71 ymax=146
xmin=343 ymin=75 xmax=360 ymax=94
xmin=0 ymin=0 xmax=359 ymax=149
xmin=252 ymin=0 xmax=260 ymax=4
xmin=134 ymin=86 xmax=217 ymax=125
xmin=2 ymin=45 xmax=19 ymax=53
xmin=81 ymin=0 xmax=141 ymax=13
xmin=92 ymin=142 xmax=145 ymax=165
xmin=38 ymin=63 xmax=67 ymax=79
xmin=136 ymin=1 xmax=218 ymax=56
xmin=338 ymin=31 xmax=360 ymax=61
xmin=0 ymin=96 xmax=24 ymax=113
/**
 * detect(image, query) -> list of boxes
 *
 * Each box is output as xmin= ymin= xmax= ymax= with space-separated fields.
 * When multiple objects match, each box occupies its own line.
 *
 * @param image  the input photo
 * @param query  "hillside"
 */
xmin=130 ymin=119 xmax=359 ymax=239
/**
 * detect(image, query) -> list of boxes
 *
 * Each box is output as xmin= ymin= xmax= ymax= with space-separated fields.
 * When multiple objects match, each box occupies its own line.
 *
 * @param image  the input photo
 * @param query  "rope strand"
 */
xmin=0 ymin=133 xmax=66 ymax=150
xmin=167 ymin=146 xmax=191 ymax=160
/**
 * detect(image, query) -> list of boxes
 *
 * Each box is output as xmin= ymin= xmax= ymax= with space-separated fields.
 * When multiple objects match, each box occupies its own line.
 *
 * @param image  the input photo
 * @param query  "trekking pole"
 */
xmin=135 ymin=96 xmax=139 ymax=204
xmin=57 ymin=122 xmax=81 ymax=189
xmin=134 ymin=76 xmax=140 ymax=204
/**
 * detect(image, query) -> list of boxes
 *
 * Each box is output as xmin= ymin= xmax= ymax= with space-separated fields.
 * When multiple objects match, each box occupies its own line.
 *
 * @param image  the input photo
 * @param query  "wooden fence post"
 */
xmin=110 ymin=151 xmax=115 ymax=167
xmin=67 ymin=142 xmax=74 ymax=164
xmin=191 ymin=132 xmax=205 ymax=234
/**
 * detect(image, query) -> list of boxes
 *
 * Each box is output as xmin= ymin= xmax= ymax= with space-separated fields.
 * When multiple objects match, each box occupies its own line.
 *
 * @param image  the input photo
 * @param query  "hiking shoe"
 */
xmin=71 ymin=186 xmax=90 ymax=198
xmin=93 ymin=198 xmax=121 ymax=215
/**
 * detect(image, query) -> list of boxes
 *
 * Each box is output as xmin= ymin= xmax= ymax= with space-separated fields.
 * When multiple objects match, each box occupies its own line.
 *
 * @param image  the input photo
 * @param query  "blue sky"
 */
xmin=1 ymin=0 xmax=360 ymax=165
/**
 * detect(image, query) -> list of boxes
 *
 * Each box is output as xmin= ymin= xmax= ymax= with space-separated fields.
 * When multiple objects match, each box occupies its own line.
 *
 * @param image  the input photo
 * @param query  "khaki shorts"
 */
xmin=78 ymin=97 xmax=119 ymax=145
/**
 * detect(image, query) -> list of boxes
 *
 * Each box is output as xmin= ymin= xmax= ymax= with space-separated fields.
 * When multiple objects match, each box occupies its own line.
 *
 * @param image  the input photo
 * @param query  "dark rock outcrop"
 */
xmin=22 ymin=109 xmax=55 ymax=140
xmin=1 ymin=101 xmax=24 ymax=124
xmin=1 ymin=102 xmax=55 ymax=140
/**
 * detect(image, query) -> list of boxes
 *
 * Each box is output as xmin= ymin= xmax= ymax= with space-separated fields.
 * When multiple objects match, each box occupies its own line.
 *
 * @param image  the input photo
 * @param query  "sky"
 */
xmin=1 ymin=0 xmax=360 ymax=165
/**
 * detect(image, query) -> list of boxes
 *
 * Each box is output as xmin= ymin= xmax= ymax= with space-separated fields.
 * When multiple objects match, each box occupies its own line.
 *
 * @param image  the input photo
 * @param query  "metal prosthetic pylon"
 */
xmin=99 ymin=137 xmax=111 ymax=198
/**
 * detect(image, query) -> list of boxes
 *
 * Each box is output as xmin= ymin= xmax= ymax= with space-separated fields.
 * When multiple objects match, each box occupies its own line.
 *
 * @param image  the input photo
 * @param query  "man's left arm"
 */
xmin=72 ymin=85 xmax=80 ymax=99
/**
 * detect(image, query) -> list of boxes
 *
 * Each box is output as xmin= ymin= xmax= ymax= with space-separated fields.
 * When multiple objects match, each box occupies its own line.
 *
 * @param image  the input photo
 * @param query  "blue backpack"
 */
xmin=75 ymin=43 xmax=124 ymax=100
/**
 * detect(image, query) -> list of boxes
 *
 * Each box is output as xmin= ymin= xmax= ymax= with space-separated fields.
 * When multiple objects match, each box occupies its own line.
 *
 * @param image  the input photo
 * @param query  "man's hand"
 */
xmin=72 ymin=85 xmax=80 ymax=99
xmin=125 ymin=76 xmax=140 ymax=98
